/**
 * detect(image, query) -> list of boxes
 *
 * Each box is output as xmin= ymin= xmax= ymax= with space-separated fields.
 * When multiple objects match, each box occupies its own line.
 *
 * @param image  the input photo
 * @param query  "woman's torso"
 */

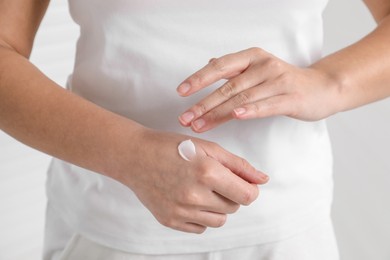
xmin=47 ymin=0 xmax=333 ymax=254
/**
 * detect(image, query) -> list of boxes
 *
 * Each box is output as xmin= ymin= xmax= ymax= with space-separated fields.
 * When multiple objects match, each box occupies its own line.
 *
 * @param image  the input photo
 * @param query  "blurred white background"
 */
xmin=0 ymin=1 xmax=389 ymax=259
xmin=324 ymin=1 xmax=390 ymax=260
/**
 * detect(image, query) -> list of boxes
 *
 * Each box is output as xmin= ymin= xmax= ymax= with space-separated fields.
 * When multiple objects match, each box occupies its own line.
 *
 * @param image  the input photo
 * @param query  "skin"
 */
xmin=0 ymin=0 xmax=268 ymax=234
xmin=178 ymin=0 xmax=390 ymax=133
xmin=0 ymin=0 xmax=388 ymax=234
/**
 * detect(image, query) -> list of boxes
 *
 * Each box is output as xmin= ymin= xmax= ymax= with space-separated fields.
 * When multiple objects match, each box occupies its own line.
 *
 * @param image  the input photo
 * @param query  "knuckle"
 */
xmin=171 ymin=206 xmax=187 ymax=219
xmin=182 ymin=190 xmax=201 ymax=206
xmin=209 ymin=58 xmax=226 ymax=72
xmin=265 ymin=57 xmax=282 ymax=71
xmin=205 ymin=141 xmax=220 ymax=154
xmin=208 ymin=57 xmax=217 ymax=63
xmin=159 ymin=217 xmax=176 ymax=229
xmin=199 ymin=168 xmax=217 ymax=186
xmin=196 ymin=159 xmax=209 ymax=173
xmin=218 ymin=81 xmax=236 ymax=98
xmin=202 ymin=109 xmax=220 ymax=124
xmin=193 ymin=102 xmax=208 ymax=115
xmin=208 ymin=141 xmax=220 ymax=150
xmin=188 ymin=73 xmax=203 ymax=88
xmin=239 ymin=157 xmax=250 ymax=171
xmin=233 ymin=92 xmax=251 ymax=106
xmin=241 ymin=187 xmax=257 ymax=206
xmin=242 ymin=190 xmax=252 ymax=206
xmin=251 ymin=102 xmax=261 ymax=113
xmin=249 ymin=47 xmax=264 ymax=55
xmin=268 ymin=99 xmax=280 ymax=111
xmin=277 ymin=72 xmax=293 ymax=86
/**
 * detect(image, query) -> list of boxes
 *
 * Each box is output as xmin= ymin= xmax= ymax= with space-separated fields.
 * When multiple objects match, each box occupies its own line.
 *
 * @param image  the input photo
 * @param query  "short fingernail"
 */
xmin=192 ymin=118 xmax=206 ymax=130
xmin=234 ymin=107 xmax=247 ymax=116
xmin=179 ymin=111 xmax=195 ymax=124
xmin=258 ymin=171 xmax=269 ymax=182
xmin=177 ymin=83 xmax=191 ymax=95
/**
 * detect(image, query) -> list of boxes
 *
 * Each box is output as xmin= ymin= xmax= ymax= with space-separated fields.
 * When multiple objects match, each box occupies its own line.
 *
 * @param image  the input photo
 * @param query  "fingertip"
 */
xmin=190 ymin=125 xmax=208 ymax=134
xmin=192 ymin=118 xmax=206 ymax=130
xmin=254 ymin=171 xmax=270 ymax=184
xmin=178 ymin=116 xmax=188 ymax=127
xmin=244 ymin=170 xmax=269 ymax=185
xmin=191 ymin=119 xmax=213 ymax=133
xmin=177 ymin=82 xmax=191 ymax=96
xmin=259 ymin=174 xmax=270 ymax=184
xmin=232 ymin=107 xmax=252 ymax=120
xmin=178 ymin=112 xmax=195 ymax=126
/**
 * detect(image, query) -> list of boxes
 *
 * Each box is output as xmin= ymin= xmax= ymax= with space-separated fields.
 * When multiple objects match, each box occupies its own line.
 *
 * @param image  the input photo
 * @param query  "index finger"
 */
xmin=176 ymin=49 xmax=254 ymax=96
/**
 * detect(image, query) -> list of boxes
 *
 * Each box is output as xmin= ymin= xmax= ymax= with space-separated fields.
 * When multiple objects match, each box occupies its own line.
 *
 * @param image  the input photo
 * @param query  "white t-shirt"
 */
xmin=47 ymin=0 xmax=333 ymax=254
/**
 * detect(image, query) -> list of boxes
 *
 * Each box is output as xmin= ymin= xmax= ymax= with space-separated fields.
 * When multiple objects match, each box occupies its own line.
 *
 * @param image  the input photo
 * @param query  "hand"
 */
xmin=177 ymin=47 xmax=341 ymax=133
xmin=117 ymin=129 xmax=269 ymax=234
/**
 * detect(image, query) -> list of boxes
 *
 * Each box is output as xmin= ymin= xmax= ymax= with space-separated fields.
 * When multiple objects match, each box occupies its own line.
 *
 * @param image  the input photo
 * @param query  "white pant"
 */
xmin=44 ymin=204 xmax=340 ymax=260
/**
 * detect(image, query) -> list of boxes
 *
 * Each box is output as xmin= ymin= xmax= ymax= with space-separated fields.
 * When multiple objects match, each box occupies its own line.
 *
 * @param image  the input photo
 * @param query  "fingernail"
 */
xmin=179 ymin=111 xmax=195 ymax=124
xmin=192 ymin=118 xmax=206 ymax=130
xmin=234 ymin=107 xmax=247 ymax=116
xmin=177 ymin=83 xmax=191 ymax=95
xmin=258 ymin=171 xmax=269 ymax=182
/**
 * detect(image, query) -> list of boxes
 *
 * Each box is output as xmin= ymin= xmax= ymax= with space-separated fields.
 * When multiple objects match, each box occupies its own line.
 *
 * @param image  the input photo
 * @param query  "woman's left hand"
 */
xmin=177 ymin=47 xmax=342 ymax=133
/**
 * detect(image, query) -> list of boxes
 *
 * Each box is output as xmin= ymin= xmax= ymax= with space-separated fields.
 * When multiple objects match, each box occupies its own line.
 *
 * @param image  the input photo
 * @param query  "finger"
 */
xmin=200 ymin=160 xmax=260 ymax=206
xmin=187 ymin=211 xmax=228 ymax=228
xmin=159 ymin=212 xmax=207 ymax=234
xmin=199 ymin=191 xmax=240 ymax=214
xmin=213 ymin=171 xmax=260 ymax=206
xmin=205 ymin=145 xmax=269 ymax=185
xmin=178 ymin=65 xmax=267 ymax=127
xmin=176 ymin=49 xmax=254 ymax=96
xmin=177 ymin=223 xmax=207 ymax=234
xmin=190 ymin=81 xmax=282 ymax=132
xmin=178 ymin=179 xmax=241 ymax=214
xmin=233 ymin=94 xmax=294 ymax=120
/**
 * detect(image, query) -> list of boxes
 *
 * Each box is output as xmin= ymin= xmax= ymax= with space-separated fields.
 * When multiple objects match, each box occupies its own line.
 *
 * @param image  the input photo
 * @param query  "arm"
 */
xmin=177 ymin=0 xmax=390 ymax=132
xmin=0 ymin=0 xmax=144 ymax=180
xmin=0 ymin=0 xmax=268 ymax=233
xmin=311 ymin=0 xmax=390 ymax=110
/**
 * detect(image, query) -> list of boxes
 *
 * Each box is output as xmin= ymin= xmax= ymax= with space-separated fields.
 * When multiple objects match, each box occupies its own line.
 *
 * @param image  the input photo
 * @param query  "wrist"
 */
xmin=99 ymin=116 xmax=149 ymax=185
xmin=308 ymin=63 xmax=350 ymax=114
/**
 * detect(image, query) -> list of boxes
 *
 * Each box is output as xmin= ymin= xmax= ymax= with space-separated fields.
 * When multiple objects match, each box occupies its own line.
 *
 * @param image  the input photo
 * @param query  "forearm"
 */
xmin=0 ymin=46 xmax=145 ymax=179
xmin=311 ymin=14 xmax=390 ymax=112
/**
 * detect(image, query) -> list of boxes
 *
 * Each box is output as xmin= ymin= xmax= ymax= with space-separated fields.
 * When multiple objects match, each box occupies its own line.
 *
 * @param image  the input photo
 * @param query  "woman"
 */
xmin=0 ymin=0 xmax=389 ymax=259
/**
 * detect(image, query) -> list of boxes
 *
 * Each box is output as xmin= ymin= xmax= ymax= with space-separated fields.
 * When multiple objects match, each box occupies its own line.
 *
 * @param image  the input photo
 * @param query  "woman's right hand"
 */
xmin=115 ymin=128 xmax=269 ymax=234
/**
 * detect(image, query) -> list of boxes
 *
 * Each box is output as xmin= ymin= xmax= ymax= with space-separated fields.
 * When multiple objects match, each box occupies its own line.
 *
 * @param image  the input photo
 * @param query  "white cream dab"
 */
xmin=178 ymin=139 xmax=196 ymax=161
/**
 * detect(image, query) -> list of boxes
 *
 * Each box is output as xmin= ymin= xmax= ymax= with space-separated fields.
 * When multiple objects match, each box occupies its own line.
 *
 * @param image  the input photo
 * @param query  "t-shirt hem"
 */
xmin=56 ymin=198 xmax=332 ymax=255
